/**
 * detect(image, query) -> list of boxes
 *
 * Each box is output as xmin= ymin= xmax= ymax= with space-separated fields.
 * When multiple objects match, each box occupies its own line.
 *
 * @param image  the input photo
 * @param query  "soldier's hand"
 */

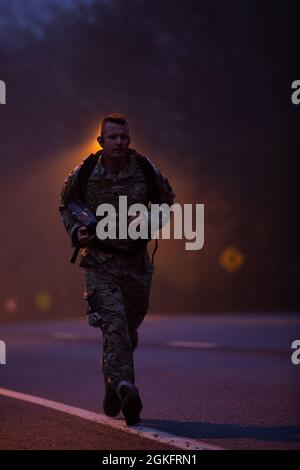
xmin=77 ymin=226 xmax=95 ymax=246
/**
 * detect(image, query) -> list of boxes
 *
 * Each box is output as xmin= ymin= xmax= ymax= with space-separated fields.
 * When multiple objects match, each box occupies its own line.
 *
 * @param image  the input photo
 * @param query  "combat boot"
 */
xmin=117 ymin=381 xmax=143 ymax=426
xmin=103 ymin=379 xmax=121 ymax=417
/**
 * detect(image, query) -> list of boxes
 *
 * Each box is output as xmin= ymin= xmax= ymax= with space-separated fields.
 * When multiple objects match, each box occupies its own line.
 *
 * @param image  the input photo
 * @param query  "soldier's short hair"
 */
xmin=99 ymin=113 xmax=129 ymax=138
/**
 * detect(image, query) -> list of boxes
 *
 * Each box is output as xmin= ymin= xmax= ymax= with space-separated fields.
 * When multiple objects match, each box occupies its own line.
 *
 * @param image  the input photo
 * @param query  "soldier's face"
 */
xmin=100 ymin=122 xmax=130 ymax=159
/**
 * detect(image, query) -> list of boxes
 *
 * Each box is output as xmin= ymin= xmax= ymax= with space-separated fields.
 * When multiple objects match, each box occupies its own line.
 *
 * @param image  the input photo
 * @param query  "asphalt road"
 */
xmin=0 ymin=313 xmax=300 ymax=450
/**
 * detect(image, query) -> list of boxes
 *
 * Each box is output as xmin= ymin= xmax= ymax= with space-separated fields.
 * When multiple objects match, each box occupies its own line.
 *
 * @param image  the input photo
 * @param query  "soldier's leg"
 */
xmin=83 ymin=266 xmax=135 ymax=391
xmin=121 ymin=256 xmax=154 ymax=351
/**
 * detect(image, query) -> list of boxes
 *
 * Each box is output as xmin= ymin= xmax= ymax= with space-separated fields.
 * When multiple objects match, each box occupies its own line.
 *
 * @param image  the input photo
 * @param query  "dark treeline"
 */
xmin=0 ymin=0 xmax=298 ymax=321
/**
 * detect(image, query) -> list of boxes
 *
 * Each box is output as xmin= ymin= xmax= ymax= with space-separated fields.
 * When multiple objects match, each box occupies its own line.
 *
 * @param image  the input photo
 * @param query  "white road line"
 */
xmin=166 ymin=341 xmax=218 ymax=349
xmin=0 ymin=387 xmax=223 ymax=451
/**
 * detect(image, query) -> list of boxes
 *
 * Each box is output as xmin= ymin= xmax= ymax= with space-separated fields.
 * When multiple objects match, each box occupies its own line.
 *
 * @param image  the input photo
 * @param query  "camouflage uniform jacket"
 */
xmin=59 ymin=148 xmax=175 ymax=267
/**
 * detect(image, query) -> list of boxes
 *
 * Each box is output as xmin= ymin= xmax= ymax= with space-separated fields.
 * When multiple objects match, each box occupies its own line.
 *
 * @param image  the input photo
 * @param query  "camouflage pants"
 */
xmin=83 ymin=252 xmax=154 ymax=391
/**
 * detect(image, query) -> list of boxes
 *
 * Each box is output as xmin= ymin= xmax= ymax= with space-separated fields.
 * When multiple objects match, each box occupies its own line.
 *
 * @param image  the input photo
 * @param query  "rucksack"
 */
xmin=75 ymin=149 xmax=159 ymax=263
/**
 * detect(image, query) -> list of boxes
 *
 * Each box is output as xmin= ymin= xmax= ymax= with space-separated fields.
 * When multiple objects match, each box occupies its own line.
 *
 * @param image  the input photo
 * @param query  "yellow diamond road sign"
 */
xmin=219 ymin=246 xmax=245 ymax=273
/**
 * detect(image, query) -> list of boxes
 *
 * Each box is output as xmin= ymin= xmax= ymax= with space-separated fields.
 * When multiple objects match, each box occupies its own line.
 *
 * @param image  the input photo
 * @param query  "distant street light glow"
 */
xmin=35 ymin=290 xmax=52 ymax=311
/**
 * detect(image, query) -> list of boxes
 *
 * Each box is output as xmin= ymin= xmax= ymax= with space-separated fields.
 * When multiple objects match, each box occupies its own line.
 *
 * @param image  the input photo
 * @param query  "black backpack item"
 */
xmin=73 ymin=149 xmax=159 ymax=263
xmin=77 ymin=149 xmax=159 ymax=203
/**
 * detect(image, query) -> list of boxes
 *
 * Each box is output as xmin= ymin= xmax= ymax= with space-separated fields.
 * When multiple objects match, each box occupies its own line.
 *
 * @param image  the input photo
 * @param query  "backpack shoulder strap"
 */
xmin=132 ymin=151 xmax=158 ymax=202
xmin=131 ymin=150 xmax=159 ymax=263
xmin=77 ymin=151 xmax=101 ymax=202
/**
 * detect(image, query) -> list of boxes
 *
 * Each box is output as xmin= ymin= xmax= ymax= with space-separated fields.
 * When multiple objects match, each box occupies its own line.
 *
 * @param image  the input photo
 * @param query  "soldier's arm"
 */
xmin=147 ymin=159 xmax=176 ymax=230
xmin=150 ymin=162 xmax=175 ymax=207
xmin=59 ymin=165 xmax=83 ymax=246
